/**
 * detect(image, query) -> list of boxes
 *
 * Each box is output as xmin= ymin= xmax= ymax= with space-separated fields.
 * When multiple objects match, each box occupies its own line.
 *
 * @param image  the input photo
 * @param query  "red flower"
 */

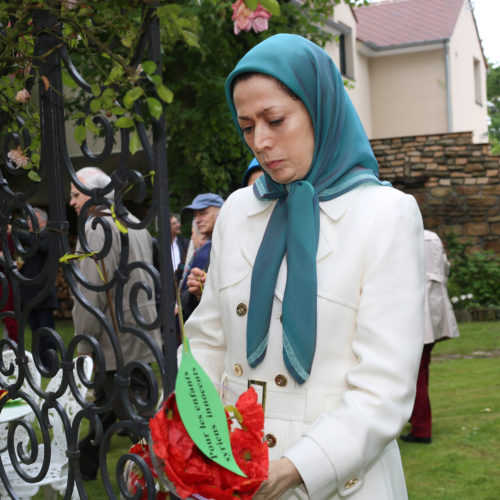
xmin=126 ymin=442 xmax=164 ymax=500
xmin=148 ymin=388 xmax=268 ymax=499
xmin=235 ymin=386 xmax=264 ymax=433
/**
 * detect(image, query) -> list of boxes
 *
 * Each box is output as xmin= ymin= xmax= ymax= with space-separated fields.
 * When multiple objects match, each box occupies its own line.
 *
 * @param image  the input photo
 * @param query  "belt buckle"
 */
xmin=247 ymin=379 xmax=267 ymax=412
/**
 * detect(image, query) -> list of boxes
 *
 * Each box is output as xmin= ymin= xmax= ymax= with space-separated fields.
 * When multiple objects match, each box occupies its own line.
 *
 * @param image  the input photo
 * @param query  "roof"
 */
xmin=354 ymin=0 xmax=464 ymax=49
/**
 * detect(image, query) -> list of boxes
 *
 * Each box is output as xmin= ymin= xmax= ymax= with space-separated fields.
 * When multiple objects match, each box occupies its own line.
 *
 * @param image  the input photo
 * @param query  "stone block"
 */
xmin=464 ymin=222 xmax=490 ymax=235
xmin=430 ymin=187 xmax=452 ymax=198
xmin=464 ymin=163 xmax=485 ymax=172
xmin=456 ymin=186 xmax=480 ymax=195
xmin=467 ymin=196 xmax=497 ymax=206
xmin=482 ymin=185 xmax=500 ymax=195
xmin=485 ymin=240 xmax=500 ymax=253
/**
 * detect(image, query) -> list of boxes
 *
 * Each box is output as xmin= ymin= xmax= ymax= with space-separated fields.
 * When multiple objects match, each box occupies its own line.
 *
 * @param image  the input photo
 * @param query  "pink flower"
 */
xmin=7 ymin=147 xmax=29 ymax=168
xmin=232 ymin=0 xmax=271 ymax=35
xmin=15 ymin=89 xmax=30 ymax=103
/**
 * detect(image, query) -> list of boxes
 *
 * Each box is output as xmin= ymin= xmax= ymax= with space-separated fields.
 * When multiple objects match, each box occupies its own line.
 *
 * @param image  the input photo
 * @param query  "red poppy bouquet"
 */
xmin=149 ymin=387 xmax=268 ymax=500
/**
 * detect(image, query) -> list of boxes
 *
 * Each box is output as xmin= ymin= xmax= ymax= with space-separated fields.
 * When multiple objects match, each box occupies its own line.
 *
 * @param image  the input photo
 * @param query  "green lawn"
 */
xmin=28 ymin=320 xmax=499 ymax=499
xmin=401 ymin=321 xmax=500 ymax=500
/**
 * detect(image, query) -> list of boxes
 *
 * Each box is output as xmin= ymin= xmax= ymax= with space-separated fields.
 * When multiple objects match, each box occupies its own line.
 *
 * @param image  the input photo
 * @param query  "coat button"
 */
xmin=233 ymin=364 xmax=243 ymax=377
xmin=344 ymin=478 xmax=358 ymax=489
xmin=275 ymin=374 xmax=287 ymax=387
xmin=236 ymin=303 xmax=248 ymax=316
xmin=264 ymin=433 xmax=277 ymax=448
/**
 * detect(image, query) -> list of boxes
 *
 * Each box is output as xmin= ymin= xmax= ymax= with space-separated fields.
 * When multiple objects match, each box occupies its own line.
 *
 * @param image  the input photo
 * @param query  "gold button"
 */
xmin=233 ymin=363 xmax=243 ymax=377
xmin=275 ymin=374 xmax=287 ymax=387
xmin=264 ymin=433 xmax=277 ymax=448
xmin=344 ymin=478 xmax=358 ymax=489
xmin=236 ymin=303 xmax=248 ymax=316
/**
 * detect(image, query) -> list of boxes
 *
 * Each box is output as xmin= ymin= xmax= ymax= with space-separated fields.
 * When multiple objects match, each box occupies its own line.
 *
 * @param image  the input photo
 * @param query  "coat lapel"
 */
xmin=240 ymin=186 xmax=362 ymax=296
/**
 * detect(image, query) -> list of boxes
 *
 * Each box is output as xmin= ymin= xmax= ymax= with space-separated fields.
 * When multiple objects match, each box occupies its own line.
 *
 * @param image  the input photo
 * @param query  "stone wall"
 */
xmin=371 ymin=132 xmax=500 ymax=253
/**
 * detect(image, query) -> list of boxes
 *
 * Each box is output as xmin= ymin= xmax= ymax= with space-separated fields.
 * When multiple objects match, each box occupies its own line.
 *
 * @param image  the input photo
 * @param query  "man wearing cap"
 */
xmin=180 ymin=193 xmax=223 ymax=321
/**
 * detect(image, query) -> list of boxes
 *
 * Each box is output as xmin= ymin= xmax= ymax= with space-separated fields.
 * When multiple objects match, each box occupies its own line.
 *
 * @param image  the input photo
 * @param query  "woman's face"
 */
xmin=233 ymin=75 xmax=315 ymax=184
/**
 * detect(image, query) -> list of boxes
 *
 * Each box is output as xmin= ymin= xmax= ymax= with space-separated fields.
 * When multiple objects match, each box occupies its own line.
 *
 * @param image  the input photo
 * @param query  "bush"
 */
xmin=445 ymin=232 xmax=500 ymax=309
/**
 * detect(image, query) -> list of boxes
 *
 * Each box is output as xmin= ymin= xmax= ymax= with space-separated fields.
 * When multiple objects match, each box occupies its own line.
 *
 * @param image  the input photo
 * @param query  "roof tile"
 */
xmin=354 ymin=0 xmax=464 ymax=48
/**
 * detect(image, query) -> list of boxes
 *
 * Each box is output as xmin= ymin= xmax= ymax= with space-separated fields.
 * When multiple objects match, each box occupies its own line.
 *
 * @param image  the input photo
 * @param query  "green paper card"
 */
xmin=175 ymin=339 xmax=246 ymax=477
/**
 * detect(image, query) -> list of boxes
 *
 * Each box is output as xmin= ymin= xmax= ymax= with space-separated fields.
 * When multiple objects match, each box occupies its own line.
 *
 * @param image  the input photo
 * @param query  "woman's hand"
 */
xmin=186 ymin=267 xmax=206 ymax=300
xmin=253 ymin=458 xmax=302 ymax=499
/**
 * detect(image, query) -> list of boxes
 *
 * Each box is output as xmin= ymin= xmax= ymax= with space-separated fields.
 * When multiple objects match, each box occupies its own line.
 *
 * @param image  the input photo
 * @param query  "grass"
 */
xmin=28 ymin=320 xmax=500 ymax=499
xmin=401 ymin=321 xmax=500 ymax=500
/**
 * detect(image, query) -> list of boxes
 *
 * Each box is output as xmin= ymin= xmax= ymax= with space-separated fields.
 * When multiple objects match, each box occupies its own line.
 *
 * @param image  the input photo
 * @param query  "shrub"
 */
xmin=445 ymin=232 xmax=500 ymax=309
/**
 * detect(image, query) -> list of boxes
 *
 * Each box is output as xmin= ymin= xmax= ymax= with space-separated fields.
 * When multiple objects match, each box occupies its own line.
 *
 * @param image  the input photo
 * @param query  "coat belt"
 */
xmin=222 ymin=374 xmax=343 ymax=425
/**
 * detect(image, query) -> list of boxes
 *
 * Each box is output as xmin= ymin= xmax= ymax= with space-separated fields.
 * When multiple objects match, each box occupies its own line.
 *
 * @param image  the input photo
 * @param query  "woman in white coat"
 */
xmin=401 ymin=230 xmax=459 ymax=444
xmin=184 ymin=34 xmax=425 ymax=499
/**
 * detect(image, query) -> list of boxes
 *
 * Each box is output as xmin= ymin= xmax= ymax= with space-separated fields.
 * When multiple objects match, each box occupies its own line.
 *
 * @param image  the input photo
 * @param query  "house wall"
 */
xmin=349 ymin=49 xmax=373 ymax=137
xmin=325 ymin=5 xmax=373 ymax=135
xmin=371 ymin=131 xmax=500 ymax=253
xmin=369 ymin=49 xmax=449 ymax=140
xmin=448 ymin=1 xmax=489 ymax=143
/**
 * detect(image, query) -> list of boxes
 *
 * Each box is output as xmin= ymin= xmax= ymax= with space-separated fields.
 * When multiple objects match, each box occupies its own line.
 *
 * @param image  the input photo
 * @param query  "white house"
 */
xmin=323 ymin=0 xmax=489 ymax=143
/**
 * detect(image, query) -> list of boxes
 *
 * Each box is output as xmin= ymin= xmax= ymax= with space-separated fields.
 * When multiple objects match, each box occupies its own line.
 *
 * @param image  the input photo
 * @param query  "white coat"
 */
xmin=184 ymin=183 xmax=425 ymax=499
xmin=423 ymin=230 xmax=459 ymax=345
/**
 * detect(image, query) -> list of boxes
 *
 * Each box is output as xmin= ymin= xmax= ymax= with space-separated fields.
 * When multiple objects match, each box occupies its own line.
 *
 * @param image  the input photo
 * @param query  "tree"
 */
xmin=487 ymin=63 xmax=500 ymax=154
xmin=0 ymin=0 xmax=366 ymax=209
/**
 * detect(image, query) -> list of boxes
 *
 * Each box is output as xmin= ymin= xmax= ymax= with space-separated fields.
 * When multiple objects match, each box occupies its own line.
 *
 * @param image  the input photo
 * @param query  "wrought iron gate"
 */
xmin=0 ymin=6 xmax=177 ymax=499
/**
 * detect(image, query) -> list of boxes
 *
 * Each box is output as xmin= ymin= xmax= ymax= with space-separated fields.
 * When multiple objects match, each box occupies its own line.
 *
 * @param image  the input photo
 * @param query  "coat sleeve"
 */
xmin=73 ymin=223 xmax=114 ymax=351
xmin=285 ymin=192 xmax=425 ymax=498
xmin=180 ymin=201 xmax=229 ymax=385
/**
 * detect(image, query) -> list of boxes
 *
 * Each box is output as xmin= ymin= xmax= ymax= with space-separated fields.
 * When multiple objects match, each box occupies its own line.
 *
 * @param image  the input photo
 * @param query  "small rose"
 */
xmin=15 ymin=89 xmax=30 ymax=103
xmin=460 ymin=294 xmax=467 ymax=300
xmin=232 ymin=0 xmax=271 ymax=35
xmin=7 ymin=147 xmax=29 ymax=168
xmin=466 ymin=293 xmax=473 ymax=299
xmin=451 ymin=296 xmax=459 ymax=303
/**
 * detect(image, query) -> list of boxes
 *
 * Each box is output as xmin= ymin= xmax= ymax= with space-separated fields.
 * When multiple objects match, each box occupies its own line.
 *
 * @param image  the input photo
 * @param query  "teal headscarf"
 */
xmin=225 ymin=34 xmax=387 ymax=384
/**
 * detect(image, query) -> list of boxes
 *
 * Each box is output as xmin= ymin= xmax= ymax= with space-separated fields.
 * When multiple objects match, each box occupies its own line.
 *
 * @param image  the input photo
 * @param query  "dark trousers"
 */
xmin=409 ymin=343 xmax=435 ymax=438
xmin=78 ymin=369 xmax=153 ymax=478
xmin=28 ymin=308 xmax=57 ymax=368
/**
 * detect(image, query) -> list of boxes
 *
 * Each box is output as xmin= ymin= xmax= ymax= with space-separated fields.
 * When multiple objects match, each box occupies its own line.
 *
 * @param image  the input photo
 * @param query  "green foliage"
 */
xmin=1 ymin=0 xmax=358 ymax=209
xmin=162 ymin=0 xmax=339 ymax=211
xmin=487 ymin=63 xmax=500 ymax=154
xmin=445 ymin=232 xmax=500 ymax=308
xmin=1 ymin=0 xmax=197 ymax=168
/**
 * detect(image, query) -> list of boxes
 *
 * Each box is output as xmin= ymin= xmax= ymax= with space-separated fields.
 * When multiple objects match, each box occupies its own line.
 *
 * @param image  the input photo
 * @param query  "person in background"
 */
xmin=401 ymin=230 xmax=459 ymax=444
xmin=70 ymin=166 xmax=162 ymax=481
xmin=179 ymin=193 xmax=223 ymax=321
xmin=0 ymin=227 xmax=18 ymax=342
xmin=183 ymin=34 xmax=425 ymax=499
xmin=170 ymin=213 xmax=189 ymax=284
xmin=181 ymin=219 xmax=207 ymax=286
xmin=242 ymin=157 xmax=264 ymax=187
xmin=18 ymin=208 xmax=59 ymax=369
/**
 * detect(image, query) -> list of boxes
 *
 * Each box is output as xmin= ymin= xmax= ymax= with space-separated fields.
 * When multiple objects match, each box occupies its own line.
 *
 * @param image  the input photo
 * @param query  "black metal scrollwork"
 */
xmin=0 ymin=6 xmax=177 ymax=500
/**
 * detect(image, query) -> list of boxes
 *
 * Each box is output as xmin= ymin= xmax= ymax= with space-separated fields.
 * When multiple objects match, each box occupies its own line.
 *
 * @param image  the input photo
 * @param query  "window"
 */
xmin=339 ymin=34 xmax=347 ymax=76
xmin=473 ymin=58 xmax=482 ymax=105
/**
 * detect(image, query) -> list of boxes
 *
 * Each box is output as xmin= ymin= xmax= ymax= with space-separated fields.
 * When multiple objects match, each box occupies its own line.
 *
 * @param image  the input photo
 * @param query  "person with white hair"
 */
xmin=18 ymin=207 xmax=59 ymax=369
xmin=70 ymin=166 xmax=162 ymax=481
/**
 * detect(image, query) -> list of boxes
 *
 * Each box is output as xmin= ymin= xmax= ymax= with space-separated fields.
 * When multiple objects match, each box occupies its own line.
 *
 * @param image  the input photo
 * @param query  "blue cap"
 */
xmin=242 ymin=158 xmax=263 ymax=187
xmin=183 ymin=193 xmax=224 ymax=211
